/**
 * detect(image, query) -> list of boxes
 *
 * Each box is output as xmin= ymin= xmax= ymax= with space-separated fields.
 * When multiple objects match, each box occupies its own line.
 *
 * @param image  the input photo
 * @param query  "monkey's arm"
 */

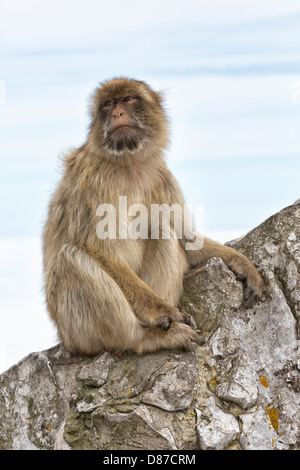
xmin=160 ymin=170 xmax=263 ymax=305
xmin=183 ymin=235 xmax=263 ymax=306
xmin=89 ymin=249 xmax=194 ymax=329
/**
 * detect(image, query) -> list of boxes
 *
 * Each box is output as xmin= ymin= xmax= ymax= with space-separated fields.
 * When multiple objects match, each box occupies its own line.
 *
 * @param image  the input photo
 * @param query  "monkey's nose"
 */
xmin=113 ymin=104 xmax=125 ymax=119
xmin=113 ymin=111 xmax=124 ymax=119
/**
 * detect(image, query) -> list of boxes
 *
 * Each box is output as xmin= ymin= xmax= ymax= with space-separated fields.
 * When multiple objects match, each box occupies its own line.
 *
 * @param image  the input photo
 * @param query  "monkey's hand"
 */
xmin=185 ymin=236 xmax=263 ymax=309
xmin=156 ymin=306 xmax=197 ymax=331
xmin=229 ymin=255 xmax=264 ymax=309
xmin=169 ymin=308 xmax=197 ymax=329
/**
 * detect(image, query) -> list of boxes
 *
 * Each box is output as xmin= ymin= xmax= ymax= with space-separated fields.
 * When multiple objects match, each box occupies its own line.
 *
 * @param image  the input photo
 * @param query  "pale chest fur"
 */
xmin=90 ymin=161 xmax=159 ymax=273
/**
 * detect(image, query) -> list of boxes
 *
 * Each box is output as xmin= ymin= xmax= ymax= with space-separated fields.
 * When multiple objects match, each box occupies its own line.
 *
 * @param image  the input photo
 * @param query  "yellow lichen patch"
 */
xmin=266 ymin=405 xmax=279 ymax=431
xmin=259 ymin=376 xmax=269 ymax=388
xmin=210 ymin=380 xmax=216 ymax=388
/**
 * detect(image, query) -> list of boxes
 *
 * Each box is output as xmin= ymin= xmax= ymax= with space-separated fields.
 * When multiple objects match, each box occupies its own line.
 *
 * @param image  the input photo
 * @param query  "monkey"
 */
xmin=42 ymin=77 xmax=263 ymax=356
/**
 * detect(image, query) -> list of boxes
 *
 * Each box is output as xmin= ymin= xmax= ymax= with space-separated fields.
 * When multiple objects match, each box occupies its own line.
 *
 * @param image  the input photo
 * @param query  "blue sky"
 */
xmin=0 ymin=0 xmax=300 ymax=372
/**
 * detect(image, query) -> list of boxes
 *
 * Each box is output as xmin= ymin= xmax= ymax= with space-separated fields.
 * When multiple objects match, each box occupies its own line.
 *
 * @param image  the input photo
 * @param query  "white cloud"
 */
xmin=164 ymin=74 xmax=300 ymax=161
xmin=1 ymin=0 xmax=300 ymax=49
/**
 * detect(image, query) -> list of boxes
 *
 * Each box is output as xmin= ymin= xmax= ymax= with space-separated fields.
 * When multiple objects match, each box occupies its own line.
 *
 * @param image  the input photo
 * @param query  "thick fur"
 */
xmin=43 ymin=77 xmax=263 ymax=355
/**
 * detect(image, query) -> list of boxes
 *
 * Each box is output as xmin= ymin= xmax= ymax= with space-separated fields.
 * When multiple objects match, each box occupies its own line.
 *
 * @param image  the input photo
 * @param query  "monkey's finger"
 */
xmin=242 ymin=287 xmax=260 ymax=309
xmin=242 ymin=297 xmax=257 ymax=309
xmin=236 ymin=273 xmax=247 ymax=284
xmin=244 ymin=286 xmax=253 ymax=300
xmin=159 ymin=314 xmax=170 ymax=331
xmin=183 ymin=314 xmax=197 ymax=329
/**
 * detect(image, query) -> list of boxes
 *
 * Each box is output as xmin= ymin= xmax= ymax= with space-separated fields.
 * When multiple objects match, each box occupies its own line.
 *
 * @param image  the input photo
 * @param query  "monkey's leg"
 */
xmin=92 ymin=247 xmax=195 ymax=330
xmin=47 ymin=244 xmax=145 ymax=355
xmin=138 ymin=236 xmax=197 ymax=329
xmin=47 ymin=244 xmax=202 ymax=354
xmin=185 ymin=236 xmax=263 ymax=306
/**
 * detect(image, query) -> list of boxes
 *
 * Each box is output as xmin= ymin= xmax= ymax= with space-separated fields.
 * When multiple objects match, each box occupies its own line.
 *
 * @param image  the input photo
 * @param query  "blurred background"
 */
xmin=1 ymin=0 xmax=300 ymax=372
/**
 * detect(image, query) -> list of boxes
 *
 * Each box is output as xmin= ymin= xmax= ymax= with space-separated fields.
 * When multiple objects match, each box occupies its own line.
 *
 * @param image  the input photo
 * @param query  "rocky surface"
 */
xmin=0 ymin=201 xmax=299 ymax=450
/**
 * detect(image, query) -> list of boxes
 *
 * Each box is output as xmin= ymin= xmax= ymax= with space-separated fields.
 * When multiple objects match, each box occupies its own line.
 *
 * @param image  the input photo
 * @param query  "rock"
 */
xmin=76 ymin=352 xmax=116 ymax=387
xmin=0 ymin=201 xmax=300 ymax=450
xmin=240 ymin=407 xmax=278 ymax=450
xmin=0 ymin=345 xmax=83 ymax=450
xmin=196 ymin=396 xmax=240 ymax=450
xmin=141 ymin=361 xmax=197 ymax=411
xmin=209 ymin=327 xmax=239 ymax=358
xmin=216 ymin=352 xmax=258 ymax=410
xmin=179 ymin=257 xmax=244 ymax=338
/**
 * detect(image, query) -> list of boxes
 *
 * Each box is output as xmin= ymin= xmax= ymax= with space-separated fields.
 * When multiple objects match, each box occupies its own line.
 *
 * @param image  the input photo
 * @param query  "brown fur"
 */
xmin=43 ymin=77 xmax=263 ymax=355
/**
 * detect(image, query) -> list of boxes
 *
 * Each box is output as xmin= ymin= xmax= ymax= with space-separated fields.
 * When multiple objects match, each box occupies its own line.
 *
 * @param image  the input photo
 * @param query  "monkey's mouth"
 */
xmin=113 ymin=124 xmax=132 ymax=131
xmin=105 ymin=125 xmax=145 ymax=153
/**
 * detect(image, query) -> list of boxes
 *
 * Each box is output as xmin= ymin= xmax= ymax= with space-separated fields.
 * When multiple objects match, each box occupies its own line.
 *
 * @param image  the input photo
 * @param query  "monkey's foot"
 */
xmin=137 ymin=322 xmax=205 ymax=355
xmin=166 ymin=322 xmax=205 ymax=351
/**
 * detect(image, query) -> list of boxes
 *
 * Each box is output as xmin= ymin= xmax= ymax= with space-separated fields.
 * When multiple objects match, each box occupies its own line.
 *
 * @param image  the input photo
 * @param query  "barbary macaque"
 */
xmin=43 ymin=77 xmax=263 ymax=355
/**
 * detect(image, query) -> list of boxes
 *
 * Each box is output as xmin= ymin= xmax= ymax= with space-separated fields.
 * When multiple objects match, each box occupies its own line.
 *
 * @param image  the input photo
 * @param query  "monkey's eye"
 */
xmin=123 ymin=96 xmax=136 ymax=103
xmin=102 ymin=100 xmax=116 ymax=108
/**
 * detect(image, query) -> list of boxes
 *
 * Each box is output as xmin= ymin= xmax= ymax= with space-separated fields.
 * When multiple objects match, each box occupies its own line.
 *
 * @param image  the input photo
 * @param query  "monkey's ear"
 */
xmin=147 ymin=86 xmax=165 ymax=107
xmin=135 ymin=79 xmax=165 ymax=108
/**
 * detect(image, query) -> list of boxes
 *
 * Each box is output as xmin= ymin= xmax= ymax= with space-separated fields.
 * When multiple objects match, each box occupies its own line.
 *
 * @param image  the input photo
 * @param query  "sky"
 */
xmin=0 ymin=0 xmax=300 ymax=372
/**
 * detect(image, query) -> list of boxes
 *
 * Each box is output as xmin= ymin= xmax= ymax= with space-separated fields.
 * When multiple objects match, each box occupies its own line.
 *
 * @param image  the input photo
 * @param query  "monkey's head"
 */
xmin=88 ymin=77 xmax=169 ymax=162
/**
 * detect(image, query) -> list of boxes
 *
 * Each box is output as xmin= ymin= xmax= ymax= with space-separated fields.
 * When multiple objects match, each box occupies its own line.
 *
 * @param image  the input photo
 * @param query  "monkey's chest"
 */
xmin=101 ymin=238 xmax=146 ymax=274
xmin=94 ymin=189 xmax=151 ymax=273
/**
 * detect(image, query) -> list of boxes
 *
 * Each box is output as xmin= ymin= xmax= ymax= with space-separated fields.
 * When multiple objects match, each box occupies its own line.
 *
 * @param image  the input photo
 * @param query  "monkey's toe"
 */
xmin=182 ymin=331 xmax=204 ymax=349
xmin=177 ymin=323 xmax=205 ymax=347
xmin=192 ymin=330 xmax=205 ymax=346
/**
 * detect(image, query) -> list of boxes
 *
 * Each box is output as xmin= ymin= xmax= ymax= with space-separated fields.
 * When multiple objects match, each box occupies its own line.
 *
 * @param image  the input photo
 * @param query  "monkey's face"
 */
xmin=89 ymin=78 xmax=169 ymax=159
xmin=100 ymin=94 xmax=147 ymax=153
